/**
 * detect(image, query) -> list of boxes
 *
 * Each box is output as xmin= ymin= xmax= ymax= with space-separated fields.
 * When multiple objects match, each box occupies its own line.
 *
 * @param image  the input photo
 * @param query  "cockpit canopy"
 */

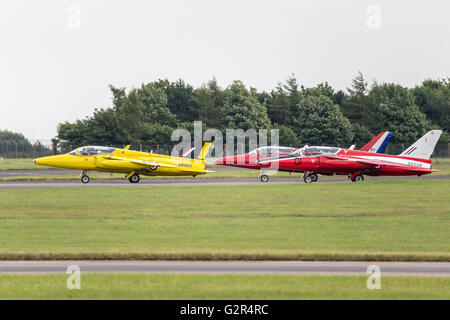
xmin=298 ymin=146 xmax=340 ymax=157
xmin=249 ymin=146 xmax=296 ymax=157
xmin=68 ymin=146 xmax=117 ymax=156
xmin=248 ymin=146 xmax=340 ymax=158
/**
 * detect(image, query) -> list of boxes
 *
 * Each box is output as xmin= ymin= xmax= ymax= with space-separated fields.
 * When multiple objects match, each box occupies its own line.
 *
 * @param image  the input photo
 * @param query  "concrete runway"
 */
xmin=0 ymin=175 xmax=448 ymax=189
xmin=0 ymin=166 xmax=242 ymax=177
xmin=0 ymin=261 xmax=449 ymax=276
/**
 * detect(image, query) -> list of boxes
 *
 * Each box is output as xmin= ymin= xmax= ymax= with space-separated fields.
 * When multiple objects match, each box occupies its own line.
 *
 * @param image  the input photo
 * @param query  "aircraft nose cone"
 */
xmin=215 ymin=157 xmax=224 ymax=165
xmin=33 ymin=158 xmax=46 ymax=165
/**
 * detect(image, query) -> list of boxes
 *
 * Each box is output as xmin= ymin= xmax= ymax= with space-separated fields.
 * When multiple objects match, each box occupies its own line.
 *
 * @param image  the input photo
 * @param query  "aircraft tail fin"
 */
xmin=197 ymin=141 xmax=213 ymax=160
xmin=399 ymin=130 xmax=442 ymax=159
xmin=360 ymin=131 xmax=393 ymax=153
xmin=181 ymin=147 xmax=196 ymax=158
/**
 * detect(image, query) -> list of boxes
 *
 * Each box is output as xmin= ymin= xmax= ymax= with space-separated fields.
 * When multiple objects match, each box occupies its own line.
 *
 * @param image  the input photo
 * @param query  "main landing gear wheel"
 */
xmin=310 ymin=173 xmax=318 ymax=182
xmin=304 ymin=175 xmax=313 ymax=183
xmin=352 ymin=174 xmax=364 ymax=182
xmin=81 ymin=175 xmax=90 ymax=184
xmin=128 ymin=174 xmax=141 ymax=184
xmin=260 ymin=175 xmax=269 ymax=183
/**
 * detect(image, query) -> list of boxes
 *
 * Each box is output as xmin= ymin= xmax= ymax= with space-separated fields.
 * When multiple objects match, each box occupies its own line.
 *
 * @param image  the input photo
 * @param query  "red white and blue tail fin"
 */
xmin=399 ymin=130 xmax=442 ymax=159
xmin=181 ymin=147 xmax=196 ymax=158
xmin=360 ymin=131 xmax=393 ymax=153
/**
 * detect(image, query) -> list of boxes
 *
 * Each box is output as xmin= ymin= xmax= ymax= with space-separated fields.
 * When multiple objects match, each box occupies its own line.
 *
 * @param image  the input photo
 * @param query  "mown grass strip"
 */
xmin=0 ymin=181 xmax=448 ymax=261
xmin=0 ymin=251 xmax=449 ymax=262
xmin=0 ymin=274 xmax=448 ymax=299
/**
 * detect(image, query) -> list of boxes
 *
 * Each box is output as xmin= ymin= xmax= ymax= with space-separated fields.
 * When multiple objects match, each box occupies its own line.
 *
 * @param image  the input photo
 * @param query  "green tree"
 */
xmin=265 ymin=74 xmax=301 ymax=126
xmin=140 ymin=123 xmax=174 ymax=145
xmin=291 ymin=94 xmax=354 ymax=145
xmin=412 ymin=79 xmax=449 ymax=134
xmin=222 ymin=81 xmax=271 ymax=130
xmin=57 ymin=83 xmax=178 ymax=148
xmin=57 ymin=120 xmax=90 ymax=150
xmin=332 ymin=90 xmax=347 ymax=106
xmin=347 ymin=71 xmax=368 ymax=97
xmin=369 ymin=83 xmax=430 ymax=143
xmin=85 ymin=108 xmax=119 ymax=145
xmin=351 ymin=123 xmax=374 ymax=148
xmin=271 ymin=124 xmax=300 ymax=146
xmin=137 ymin=83 xmax=176 ymax=126
xmin=301 ymin=82 xmax=335 ymax=100
xmin=165 ymin=79 xmax=198 ymax=122
xmin=195 ymin=78 xmax=224 ymax=129
xmin=265 ymin=87 xmax=291 ymax=126
xmin=114 ymin=89 xmax=146 ymax=144
xmin=0 ymin=129 xmax=34 ymax=154
xmin=342 ymin=72 xmax=376 ymax=132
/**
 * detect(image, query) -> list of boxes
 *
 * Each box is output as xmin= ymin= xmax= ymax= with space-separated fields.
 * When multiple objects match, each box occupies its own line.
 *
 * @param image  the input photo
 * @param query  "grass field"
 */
xmin=0 ymin=158 xmax=53 ymax=171
xmin=432 ymin=158 xmax=450 ymax=165
xmin=0 ymin=274 xmax=448 ymax=300
xmin=0 ymin=180 xmax=448 ymax=261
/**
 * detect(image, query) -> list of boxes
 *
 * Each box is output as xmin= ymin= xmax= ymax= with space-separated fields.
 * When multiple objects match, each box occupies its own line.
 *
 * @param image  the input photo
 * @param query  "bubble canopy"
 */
xmin=68 ymin=146 xmax=117 ymax=156
xmin=249 ymin=146 xmax=296 ymax=156
xmin=249 ymin=145 xmax=340 ymax=159
xmin=298 ymin=146 xmax=340 ymax=157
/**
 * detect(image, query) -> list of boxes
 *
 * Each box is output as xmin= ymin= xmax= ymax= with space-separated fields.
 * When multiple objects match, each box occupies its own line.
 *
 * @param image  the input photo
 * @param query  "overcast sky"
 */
xmin=1 ymin=0 xmax=449 ymax=140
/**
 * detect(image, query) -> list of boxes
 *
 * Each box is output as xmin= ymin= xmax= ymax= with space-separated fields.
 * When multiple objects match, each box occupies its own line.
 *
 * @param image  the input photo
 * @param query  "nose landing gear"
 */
xmin=80 ymin=171 xmax=90 ymax=184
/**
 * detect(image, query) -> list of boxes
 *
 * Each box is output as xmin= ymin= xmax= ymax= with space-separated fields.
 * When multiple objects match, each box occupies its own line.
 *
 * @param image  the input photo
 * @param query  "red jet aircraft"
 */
xmin=216 ymin=130 xmax=442 ymax=183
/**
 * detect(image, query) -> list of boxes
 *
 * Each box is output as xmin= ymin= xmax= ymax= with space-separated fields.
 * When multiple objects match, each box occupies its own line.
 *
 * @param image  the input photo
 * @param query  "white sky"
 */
xmin=1 ymin=0 xmax=449 ymax=140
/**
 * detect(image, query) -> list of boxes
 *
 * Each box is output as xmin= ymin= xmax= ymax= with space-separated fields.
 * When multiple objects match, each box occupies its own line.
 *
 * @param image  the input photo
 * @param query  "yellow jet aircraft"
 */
xmin=33 ymin=142 xmax=214 ymax=183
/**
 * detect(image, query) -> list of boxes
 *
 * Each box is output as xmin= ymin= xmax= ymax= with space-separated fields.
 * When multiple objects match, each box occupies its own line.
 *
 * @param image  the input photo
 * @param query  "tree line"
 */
xmin=3 ymin=73 xmax=448 ymax=152
xmin=0 ymin=130 xmax=35 ymax=153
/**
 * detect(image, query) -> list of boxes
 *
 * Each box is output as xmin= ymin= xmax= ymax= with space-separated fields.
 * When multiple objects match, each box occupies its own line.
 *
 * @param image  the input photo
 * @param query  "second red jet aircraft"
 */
xmin=216 ymin=130 xmax=442 ymax=183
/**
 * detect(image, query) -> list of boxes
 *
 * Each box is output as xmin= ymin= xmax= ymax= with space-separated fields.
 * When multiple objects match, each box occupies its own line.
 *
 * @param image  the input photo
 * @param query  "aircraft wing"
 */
xmin=107 ymin=156 xmax=178 ymax=168
xmin=326 ymin=155 xmax=409 ymax=167
xmin=325 ymin=155 xmax=398 ymax=167
xmin=354 ymin=158 xmax=401 ymax=167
